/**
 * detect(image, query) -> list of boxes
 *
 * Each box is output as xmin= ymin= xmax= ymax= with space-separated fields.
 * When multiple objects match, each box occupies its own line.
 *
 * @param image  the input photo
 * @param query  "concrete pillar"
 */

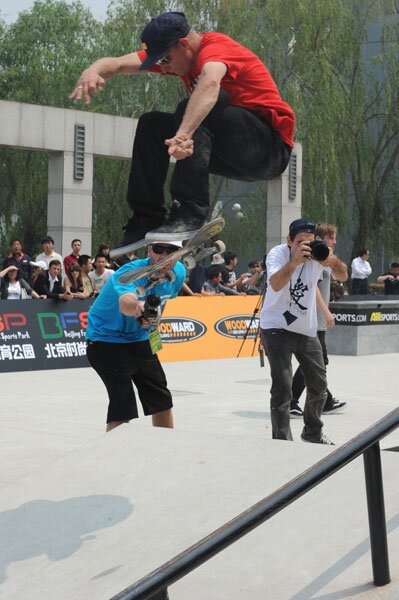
xmin=47 ymin=151 xmax=93 ymax=257
xmin=266 ymin=142 xmax=302 ymax=252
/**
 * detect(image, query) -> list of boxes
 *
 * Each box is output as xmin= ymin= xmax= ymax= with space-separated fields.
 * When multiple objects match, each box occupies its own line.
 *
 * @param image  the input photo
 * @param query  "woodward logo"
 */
xmin=215 ymin=315 xmax=260 ymax=339
xmin=159 ymin=317 xmax=206 ymax=343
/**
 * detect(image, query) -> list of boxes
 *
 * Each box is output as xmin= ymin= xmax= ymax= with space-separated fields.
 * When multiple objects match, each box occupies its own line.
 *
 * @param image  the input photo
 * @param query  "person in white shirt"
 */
xmin=290 ymin=223 xmax=348 ymax=418
xmin=350 ymin=249 xmax=371 ymax=295
xmin=36 ymin=236 xmax=64 ymax=273
xmin=88 ymin=254 xmax=114 ymax=295
xmin=0 ymin=265 xmax=45 ymax=299
xmin=260 ymin=218 xmax=345 ymax=445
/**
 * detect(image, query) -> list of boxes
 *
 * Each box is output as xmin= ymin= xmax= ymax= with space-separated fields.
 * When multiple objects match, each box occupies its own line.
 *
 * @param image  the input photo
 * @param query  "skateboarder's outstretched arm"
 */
xmin=69 ymin=52 xmax=144 ymax=105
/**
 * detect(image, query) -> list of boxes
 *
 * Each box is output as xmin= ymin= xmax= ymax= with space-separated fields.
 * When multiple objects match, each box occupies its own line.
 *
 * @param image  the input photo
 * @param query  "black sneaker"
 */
xmin=110 ymin=216 xmax=161 ymax=258
xmin=323 ymin=400 xmax=346 ymax=414
xmin=301 ymin=432 xmax=335 ymax=445
xmin=290 ymin=404 xmax=303 ymax=418
xmin=145 ymin=201 xmax=205 ymax=242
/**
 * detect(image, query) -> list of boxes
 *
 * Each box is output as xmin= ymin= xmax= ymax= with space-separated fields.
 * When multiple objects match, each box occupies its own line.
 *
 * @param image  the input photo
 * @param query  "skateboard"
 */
xmin=117 ymin=218 xmax=225 ymax=294
xmin=109 ymin=218 xmax=225 ymax=260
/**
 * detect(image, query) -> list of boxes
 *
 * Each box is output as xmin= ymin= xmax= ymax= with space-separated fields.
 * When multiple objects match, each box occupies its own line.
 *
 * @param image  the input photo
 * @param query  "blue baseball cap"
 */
xmin=289 ymin=218 xmax=316 ymax=240
xmin=139 ymin=12 xmax=190 ymax=71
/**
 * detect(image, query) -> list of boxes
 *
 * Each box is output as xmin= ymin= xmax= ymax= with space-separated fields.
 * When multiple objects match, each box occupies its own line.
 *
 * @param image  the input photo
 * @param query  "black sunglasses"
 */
xmin=152 ymin=244 xmax=178 ymax=255
xmin=157 ymin=54 xmax=172 ymax=65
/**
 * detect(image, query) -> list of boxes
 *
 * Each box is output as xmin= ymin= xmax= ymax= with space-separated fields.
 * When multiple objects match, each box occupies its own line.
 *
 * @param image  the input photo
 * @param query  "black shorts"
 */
xmin=86 ymin=340 xmax=173 ymax=423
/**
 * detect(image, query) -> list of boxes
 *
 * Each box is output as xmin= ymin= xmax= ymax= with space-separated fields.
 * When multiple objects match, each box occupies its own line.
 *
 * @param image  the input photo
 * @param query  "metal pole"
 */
xmin=363 ymin=442 xmax=390 ymax=586
xmin=149 ymin=590 xmax=168 ymax=600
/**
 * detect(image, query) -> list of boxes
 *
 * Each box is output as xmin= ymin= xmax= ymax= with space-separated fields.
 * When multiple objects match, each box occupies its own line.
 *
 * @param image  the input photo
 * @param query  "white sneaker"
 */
xmin=301 ymin=432 xmax=335 ymax=445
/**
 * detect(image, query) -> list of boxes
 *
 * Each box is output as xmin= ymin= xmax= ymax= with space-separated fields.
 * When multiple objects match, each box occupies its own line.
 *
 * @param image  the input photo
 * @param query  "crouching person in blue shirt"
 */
xmin=86 ymin=241 xmax=185 ymax=432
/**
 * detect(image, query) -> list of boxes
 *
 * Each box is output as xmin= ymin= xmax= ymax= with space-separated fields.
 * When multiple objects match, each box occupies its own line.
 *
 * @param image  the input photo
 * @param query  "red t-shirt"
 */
xmin=137 ymin=32 xmax=295 ymax=147
xmin=63 ymin=253 xmax=79 ymax=276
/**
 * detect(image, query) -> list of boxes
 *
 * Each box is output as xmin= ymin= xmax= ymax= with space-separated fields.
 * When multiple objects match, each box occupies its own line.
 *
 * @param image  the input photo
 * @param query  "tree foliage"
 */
xmin=0 ymin=0 xmax=102 ymax=255
xmin=0 ymin=0 xmax=398 ymax=267
xmin=259 ymin=0 xmax=399 ymax=259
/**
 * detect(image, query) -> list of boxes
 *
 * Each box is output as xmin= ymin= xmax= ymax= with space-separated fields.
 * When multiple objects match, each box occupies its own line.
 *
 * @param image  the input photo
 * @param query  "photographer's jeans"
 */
xmin=261 ymin=329 xmax=327 ymax=441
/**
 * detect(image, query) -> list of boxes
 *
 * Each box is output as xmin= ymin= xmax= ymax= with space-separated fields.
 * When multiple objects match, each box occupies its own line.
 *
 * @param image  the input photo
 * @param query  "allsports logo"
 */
xmin=159 ymin=317 xmax=206 ymax=343
xmin=370 ymin=311 xmax=399 ymax=322
xmin=215 ymin=315 xmax=260 ymax=339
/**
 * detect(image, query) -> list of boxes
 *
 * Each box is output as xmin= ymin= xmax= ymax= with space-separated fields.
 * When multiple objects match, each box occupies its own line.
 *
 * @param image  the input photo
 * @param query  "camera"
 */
xmin=309 ymin=238 xmax=329 ymax=261
xmin=139 ymin=293 xmax=161 ymax=328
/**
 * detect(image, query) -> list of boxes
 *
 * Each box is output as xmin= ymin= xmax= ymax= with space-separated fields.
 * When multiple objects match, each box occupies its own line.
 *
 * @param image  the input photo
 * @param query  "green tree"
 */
xmin=259 ymin=0 xmax=399 ymax=259
xmin=198 ymin=0 xmax=399 ymax=261
xmin=1 ymin=0 xmax=398 ymax=266
xmin=0 ymin=0 xmax=102 ymax=255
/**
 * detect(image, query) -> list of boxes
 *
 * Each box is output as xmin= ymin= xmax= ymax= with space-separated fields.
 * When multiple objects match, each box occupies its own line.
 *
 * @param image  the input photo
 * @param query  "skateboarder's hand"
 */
xmin=134 ymin=301 xmax=151 ymax=328
xmin=165 ymin=134 xmax=193 ymax=160
xmin=134 ymin=300 xmax=145 ymax=319
xmin=69 ymin=70 xmax=105 ymax=105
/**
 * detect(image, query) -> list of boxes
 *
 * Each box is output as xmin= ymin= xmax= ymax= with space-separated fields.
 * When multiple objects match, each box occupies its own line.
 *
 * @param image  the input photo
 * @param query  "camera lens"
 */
xmin=146 ymin=293 xmax=161 ymax=309
xmin=309 ymin=239 xmax=329 ymax=261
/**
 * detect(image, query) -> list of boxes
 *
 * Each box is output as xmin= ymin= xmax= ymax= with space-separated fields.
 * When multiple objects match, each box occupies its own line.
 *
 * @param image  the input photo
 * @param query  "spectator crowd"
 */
xmin=2 ymin=233 xmax=398 ymax=302
xmin=0 ymin=236 xmax=115 ymax=301
xmin=0 ymin=235 xmax=268 ymax=301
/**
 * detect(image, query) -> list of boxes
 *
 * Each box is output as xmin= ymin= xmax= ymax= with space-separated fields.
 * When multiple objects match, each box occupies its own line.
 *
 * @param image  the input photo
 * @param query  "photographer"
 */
xmin=260 ymin=218 xmax=346 ymax=444
xmin=377 ymin=262 xmax=399 ymax=295
xmin=86 ymin=241 xmax=185 ymax=432
xmin=241 ymin=260 xmax=266 ymax=295
xmin=291 ymin=223 xmax=348 ymax=417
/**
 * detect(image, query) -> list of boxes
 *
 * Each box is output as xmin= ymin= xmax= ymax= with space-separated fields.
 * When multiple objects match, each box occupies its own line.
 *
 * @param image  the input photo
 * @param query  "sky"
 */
xmin=0 ymin=0 xmax=111 ymax=23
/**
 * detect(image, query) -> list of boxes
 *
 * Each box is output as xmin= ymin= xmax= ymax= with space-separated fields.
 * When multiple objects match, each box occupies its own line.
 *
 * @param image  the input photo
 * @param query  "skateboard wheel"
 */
xmin=165 ymin=270 xmax=176 ymax=283
xmin=214 ymin=240 xmax=226 ymax=253
xmin=183 ymin=255 xmax=196 ymax=270
xmin=135 ymin=285 xmax=146 ymax=297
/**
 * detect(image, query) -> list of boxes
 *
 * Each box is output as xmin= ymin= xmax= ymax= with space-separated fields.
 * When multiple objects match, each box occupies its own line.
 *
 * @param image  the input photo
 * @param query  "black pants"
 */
xmin=351 ymin=278 xmax=368 ymax=295
xmin=86 ymin=340 xmax=173 ymax=423
xmin=127 ymin=98 xmax=292 ymax=221
xmin=261 ymin=329 xmax=327 ymax=441
xmin=292 ymin=330 xmax=335 ymax=409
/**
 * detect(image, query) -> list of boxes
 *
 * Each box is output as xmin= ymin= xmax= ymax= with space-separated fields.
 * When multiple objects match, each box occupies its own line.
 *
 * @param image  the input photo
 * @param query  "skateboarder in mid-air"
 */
xmin=70 ymin=11 xmax=295 ymax=256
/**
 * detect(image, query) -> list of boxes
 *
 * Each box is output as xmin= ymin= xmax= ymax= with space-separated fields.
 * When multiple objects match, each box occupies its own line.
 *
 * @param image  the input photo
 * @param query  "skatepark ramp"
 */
xmin=111 ymin=408 xmax=399 ymax=600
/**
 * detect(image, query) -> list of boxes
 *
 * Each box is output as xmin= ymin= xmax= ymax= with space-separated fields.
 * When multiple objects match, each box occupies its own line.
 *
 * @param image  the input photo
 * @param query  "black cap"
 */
xmin=139 ymin=12 xmax=190 ymax=70
xmin=289 ymin=218 xmax=316 ymax=240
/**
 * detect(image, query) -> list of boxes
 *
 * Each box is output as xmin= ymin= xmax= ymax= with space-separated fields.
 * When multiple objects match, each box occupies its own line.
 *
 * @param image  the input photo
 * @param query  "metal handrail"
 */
xmin=110 ymin=407 xmax=399 ymax=600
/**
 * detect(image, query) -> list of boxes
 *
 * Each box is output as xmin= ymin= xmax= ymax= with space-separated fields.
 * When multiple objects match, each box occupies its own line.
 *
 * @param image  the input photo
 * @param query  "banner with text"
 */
xmin=0 ymin=299 xmax=93 ymax=372
xmin=0 ymin=296 xmax=262 ymax=372
xmin=330 ymin=305 xmax=399 ymax=325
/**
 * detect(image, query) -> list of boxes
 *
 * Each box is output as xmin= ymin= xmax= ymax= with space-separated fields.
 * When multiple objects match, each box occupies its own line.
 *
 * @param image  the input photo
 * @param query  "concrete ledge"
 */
xmin=329 ymin=298 xmax=399 ymax=355
xmin=0 ymin=99 xmax=136 ymax=158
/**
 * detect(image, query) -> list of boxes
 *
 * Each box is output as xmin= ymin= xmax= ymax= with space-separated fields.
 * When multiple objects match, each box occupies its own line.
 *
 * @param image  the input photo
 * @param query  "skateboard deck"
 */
xmin=117 ymin=218 xmax=225 ymax=288
xmin=110 ymin=236 xmax=150 ymax=259
xmin=109 ymin=218 xmax=225 ymax=260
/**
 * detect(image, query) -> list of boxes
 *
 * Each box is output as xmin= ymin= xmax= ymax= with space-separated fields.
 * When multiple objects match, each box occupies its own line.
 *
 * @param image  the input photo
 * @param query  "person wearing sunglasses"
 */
xmin=85 ymin=240 xmax=185 ymax=433
xmin=70 ymin=11 xmax=294 ymax=256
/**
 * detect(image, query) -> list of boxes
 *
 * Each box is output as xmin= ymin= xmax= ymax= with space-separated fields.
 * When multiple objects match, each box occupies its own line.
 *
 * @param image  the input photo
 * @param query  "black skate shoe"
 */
xmin=145 ymin=201 xmax=205 ymax=243
xmin=110 ymin=216 xmax=162 ymax=258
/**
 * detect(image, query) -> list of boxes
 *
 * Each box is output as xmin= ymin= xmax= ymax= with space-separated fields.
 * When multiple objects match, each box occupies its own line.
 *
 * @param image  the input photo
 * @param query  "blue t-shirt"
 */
xmin=86 ymin=258 xmax=186 ymax=343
